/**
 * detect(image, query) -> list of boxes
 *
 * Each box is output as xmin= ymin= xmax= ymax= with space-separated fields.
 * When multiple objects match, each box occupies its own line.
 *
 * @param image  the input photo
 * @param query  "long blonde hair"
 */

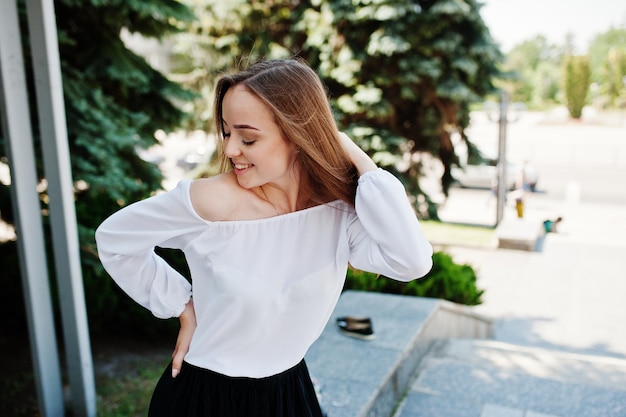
xmin=213 ymin=58 xmax=358 ymax=205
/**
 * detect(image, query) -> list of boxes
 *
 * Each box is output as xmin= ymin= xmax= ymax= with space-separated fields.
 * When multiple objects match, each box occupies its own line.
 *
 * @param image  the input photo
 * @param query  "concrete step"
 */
xmin=393 ymin=339 xmax=626 ymax=417
xmin=305 ymin=291 xmax=492 ymax=417
xmin=495 ymin=215 xmax=546 ymax=252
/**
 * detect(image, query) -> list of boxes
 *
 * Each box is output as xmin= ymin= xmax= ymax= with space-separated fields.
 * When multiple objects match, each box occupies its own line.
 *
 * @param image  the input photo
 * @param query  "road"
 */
xmin=532 ymin=165 xmax=626 ymax=205
xmin=433 ymin=108 xmax=626 ymax=358
xmin=435 ymin=107 xmax=626 ymax=225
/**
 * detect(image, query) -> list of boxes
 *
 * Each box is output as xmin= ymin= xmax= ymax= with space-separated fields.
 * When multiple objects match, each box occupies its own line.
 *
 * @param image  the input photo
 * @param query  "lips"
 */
xmin=233 ymin=163 xmax=253 ymax=170
xmin=232 ymin=161 xmax=253 ymax=175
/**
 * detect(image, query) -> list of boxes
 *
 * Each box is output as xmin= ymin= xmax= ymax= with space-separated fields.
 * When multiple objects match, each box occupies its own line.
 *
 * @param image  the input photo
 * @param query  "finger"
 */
xmin=171 ymin=350 xmax=183 ymax=378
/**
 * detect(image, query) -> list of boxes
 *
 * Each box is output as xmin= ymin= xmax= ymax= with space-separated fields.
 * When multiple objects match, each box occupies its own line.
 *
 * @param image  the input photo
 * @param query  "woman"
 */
xmin=95 ymin=58 xmax=433 ymax=417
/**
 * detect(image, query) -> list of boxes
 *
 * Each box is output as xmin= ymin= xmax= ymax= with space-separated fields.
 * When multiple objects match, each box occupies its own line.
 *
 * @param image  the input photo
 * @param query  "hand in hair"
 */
xmin=338 ymin=132 xmax=378 ymax=176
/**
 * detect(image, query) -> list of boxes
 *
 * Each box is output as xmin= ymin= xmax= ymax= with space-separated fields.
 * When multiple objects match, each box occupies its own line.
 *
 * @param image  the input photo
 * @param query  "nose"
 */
xmin=223 ymin=135 xmax=241 ymax=158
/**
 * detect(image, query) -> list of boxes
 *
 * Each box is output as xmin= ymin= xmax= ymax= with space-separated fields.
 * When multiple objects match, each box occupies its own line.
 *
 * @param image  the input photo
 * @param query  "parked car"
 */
xmin=451 ymin=157 xmax=520 ymax=190
xmin=451 ymin=138 xmax=539 ymax=191
xmin=177 ymin=145 xmax=211 ymax=171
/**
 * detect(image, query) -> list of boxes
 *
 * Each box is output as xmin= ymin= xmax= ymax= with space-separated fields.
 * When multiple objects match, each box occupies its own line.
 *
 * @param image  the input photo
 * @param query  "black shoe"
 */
xmin=336 ymin=316 xmax=375 ymax=340
xmin=336 ymin=316 xmax=371 ymax=325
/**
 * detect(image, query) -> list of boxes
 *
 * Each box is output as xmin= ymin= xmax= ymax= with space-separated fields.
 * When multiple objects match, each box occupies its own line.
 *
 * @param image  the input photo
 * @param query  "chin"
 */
xmin=235 ymin=176 xmax=259 ymax=190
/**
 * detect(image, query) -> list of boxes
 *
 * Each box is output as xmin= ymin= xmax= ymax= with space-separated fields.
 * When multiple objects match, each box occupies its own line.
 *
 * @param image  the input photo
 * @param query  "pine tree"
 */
xmin=0 ymin=0 xmax=195 ymax=334
xmin=303 ymin=0 xmax=503 ymax=205
xmin=172 ymin=0 xmax=502 ymax=216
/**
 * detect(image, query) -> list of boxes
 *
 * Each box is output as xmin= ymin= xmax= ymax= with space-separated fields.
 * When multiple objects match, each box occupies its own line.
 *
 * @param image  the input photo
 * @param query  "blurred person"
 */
xmin=543 ymin=216 xmax=563 ymax=233
xmin=521 ymin=160 xmax=538 ymax=192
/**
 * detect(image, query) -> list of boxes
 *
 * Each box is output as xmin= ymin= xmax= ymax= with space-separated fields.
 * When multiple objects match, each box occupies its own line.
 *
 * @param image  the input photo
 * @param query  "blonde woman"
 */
xmin=96 ymin=58 xmax=433 ymax=417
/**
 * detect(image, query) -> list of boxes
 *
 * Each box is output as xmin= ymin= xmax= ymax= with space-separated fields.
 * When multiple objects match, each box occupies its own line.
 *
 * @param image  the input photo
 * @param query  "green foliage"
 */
xmin=497 ymin=35 xmax=565 ymax=108
xmin=172 ymin=0 xmax=503 ymax=215
xmin=345 ymin=251 xmax=484 ymax=306
xmin=309 ymin=0 xmax=503 ymax=201
xmin=563 ymin=54 xmax=591 ymax=119
xmin=498 ymin=26 xmax=626 ymax=110
xmin=0 ymin=0 xmax=195 ymax=336
xmin=606 ymin=49 xmax=626 ymax=108
xmin=169 ymin=0 xmax=300 ymax=132
xmin=60 ymin=0 xmax=194 ymax=336
xmin=588 ymin=28 xmax=626 ymax=107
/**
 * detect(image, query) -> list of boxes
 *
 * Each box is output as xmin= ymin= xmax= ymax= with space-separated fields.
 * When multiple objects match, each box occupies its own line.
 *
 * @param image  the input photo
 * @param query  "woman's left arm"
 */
xmin=340 ymin=132 xmax=434 ymax=281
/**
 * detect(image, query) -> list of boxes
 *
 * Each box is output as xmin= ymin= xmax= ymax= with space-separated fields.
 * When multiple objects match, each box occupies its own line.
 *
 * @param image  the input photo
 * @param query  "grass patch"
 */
xmin=96 ymin=357 xmax=166 ymax=417
xmin=420 ymin=220 xmax=495 ymax=247
xmin=0 ymin=373 xmax=39 ymax=417
xmin=2 ymin=335 xmax=172 ymax=417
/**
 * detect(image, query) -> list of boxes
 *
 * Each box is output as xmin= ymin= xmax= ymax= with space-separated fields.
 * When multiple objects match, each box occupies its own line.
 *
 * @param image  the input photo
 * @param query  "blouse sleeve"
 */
xmin=95 ymin=180 xmax=200 ymax=319
xmin=347 ymin=168 xmax=433 ymax=281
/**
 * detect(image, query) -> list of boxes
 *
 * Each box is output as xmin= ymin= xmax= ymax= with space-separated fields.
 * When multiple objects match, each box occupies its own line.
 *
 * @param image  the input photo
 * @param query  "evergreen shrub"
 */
xmin=563 ymin=54 xmax=591 ymax=119
xmin=344 ymin=251 xmax=483 ymax=306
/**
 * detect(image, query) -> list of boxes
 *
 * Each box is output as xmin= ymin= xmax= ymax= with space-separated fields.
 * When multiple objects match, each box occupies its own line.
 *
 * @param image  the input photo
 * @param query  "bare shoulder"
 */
xmin=189 ymin=172 xmax=244 ymax=221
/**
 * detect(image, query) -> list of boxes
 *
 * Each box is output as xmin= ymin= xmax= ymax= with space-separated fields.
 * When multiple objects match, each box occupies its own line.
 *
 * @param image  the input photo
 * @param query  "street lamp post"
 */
xmin=485 ymin=91 xmax=525 ymax=226
xmin=496 ymin=92 xmax=509 ymax=226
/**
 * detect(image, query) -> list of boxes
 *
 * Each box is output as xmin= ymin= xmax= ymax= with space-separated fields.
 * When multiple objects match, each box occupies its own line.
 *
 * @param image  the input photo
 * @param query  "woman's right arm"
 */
xmin=171 ymin=298 xmax=196 ymax=378
xmin=95 ymin=180 xmax=203 ymax=319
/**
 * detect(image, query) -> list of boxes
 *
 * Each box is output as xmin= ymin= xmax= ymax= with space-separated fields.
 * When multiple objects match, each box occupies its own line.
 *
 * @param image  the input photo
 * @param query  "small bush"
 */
xmin=344 ymin=251 xmax=483 ymax=306
xmin=563 ymin=54 xmax=590 ymax=119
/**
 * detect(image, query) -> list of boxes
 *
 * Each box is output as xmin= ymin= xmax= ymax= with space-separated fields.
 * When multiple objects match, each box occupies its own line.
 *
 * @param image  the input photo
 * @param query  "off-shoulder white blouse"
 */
xmin=95 ymin=168 xmax=433 ymax=378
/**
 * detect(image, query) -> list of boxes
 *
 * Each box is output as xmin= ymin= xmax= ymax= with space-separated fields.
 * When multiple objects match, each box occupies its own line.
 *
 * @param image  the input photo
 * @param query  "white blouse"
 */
xmin=95 ymin=168 xmax=433 ymax=378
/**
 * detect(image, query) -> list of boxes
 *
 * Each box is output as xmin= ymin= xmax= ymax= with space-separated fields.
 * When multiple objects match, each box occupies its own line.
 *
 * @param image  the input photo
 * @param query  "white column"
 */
xmin=25 ymin=0 xmax=96 ymax=416
xmin=0 ymin=0 xmax=65 ymax=416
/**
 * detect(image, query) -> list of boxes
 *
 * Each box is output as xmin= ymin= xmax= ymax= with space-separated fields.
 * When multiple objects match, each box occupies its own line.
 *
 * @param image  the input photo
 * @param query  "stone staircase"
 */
xmin=306 ymin=291 xmax=626 ymax=417
xmin=394 ymin=339 xmax=626 ymax=417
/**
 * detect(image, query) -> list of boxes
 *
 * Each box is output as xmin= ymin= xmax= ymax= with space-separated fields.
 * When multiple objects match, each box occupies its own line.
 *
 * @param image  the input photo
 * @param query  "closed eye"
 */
xmin=242 ymin=140 xmax=256 ymax=146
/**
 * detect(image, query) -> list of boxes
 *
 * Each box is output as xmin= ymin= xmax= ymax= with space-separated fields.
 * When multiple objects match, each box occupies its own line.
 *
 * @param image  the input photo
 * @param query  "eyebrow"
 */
xmin=222 ymin=120 xmax=260 ymax=131
xmin=232 ymin=124 xmax=260 ymax=131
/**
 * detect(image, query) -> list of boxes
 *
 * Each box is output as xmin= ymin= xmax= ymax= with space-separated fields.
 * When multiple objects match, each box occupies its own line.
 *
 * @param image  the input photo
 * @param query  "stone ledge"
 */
xmin=496 ymin=216 xmax=545 ymax=251
xmin=305 ymin=291 xmax=492 ymax=417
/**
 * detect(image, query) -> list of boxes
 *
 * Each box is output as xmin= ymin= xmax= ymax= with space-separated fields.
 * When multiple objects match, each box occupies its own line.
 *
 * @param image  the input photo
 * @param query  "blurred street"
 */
xmin=432 ymin=107 xmax=626 ymax=359
xmin=433 ymin=107 xmax=626 ymax=225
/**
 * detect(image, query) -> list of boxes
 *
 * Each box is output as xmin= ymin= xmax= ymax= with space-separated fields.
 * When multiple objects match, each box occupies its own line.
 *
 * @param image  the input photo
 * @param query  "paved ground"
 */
xmin=392 ymin=106 xmax=626 ymax=416
xmin=310 ymin=186 xmax=626 ymax=417
xmin=393 ymin=207 xmax=626 ymax=417
xmin=394 ymin=338 xmax=626 ymax=417
xmin=429 ymin=107 xmax=626 ymax=359
xmin=444 ymin=194 xmax=626 ymax=359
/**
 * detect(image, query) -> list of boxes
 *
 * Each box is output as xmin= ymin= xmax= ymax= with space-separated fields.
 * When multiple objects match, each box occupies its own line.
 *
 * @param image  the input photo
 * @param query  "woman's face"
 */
xmin=221 ymin=85 xmax=298 ymax=190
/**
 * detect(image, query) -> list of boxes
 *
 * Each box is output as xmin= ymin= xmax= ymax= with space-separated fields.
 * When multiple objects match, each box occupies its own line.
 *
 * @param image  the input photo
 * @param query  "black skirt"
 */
xmin=148 ymin=360 xmax=324 ymax=417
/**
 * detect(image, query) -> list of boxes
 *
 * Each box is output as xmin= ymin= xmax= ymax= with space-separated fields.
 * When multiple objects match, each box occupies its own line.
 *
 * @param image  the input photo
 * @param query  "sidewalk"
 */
xmin=394 ymin=338 xmax=626 ymax=417
xmin=307 ymin=193 xmax=626 ymax=417
xmin=440 ymin=193 xmax=626 ymax=358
